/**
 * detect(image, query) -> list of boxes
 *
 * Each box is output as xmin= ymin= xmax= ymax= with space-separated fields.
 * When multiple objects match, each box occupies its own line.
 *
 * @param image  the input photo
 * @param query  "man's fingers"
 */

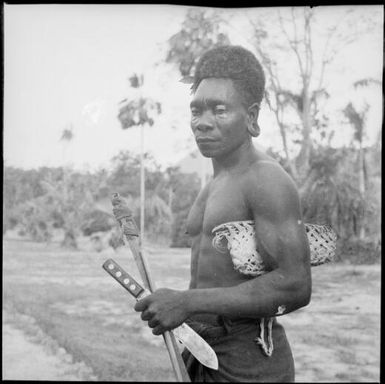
xmin=134 ymin=297 xmax=149 ymax=312
xmin=152 ymin=325 xmax=163 ymax=336
xmin=141 ymin=310 xmax=152 ymax=321
xmin=148 ymin=318 xmax=159 ymax=328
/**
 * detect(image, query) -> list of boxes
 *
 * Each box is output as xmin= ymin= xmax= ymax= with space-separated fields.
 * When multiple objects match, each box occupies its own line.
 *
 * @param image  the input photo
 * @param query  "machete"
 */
xmin=110 ymin=192 xmax=199 ymax=381
xmin=103 ymin=258 xmax=218 ymax=371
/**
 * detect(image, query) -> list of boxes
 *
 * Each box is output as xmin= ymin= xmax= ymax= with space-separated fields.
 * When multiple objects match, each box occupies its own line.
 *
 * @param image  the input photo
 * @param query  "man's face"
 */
xmin=190 ymin=78 xmax=250 ymax=159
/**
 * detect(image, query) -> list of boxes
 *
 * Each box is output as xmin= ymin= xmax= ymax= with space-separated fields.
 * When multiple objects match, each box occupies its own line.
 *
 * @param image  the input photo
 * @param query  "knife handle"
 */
xmin=102 ymin=258 xmax=148 ymax=299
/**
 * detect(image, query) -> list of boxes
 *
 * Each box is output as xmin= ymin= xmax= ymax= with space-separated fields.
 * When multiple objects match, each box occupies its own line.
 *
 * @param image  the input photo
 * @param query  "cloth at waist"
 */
xmin=185 ymin=314 xmax=276 ymax=340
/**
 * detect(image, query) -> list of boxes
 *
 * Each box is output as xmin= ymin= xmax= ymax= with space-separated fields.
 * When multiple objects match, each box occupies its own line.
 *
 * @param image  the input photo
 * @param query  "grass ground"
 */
xmin=2 ymin=236 xmax=381 ymax=382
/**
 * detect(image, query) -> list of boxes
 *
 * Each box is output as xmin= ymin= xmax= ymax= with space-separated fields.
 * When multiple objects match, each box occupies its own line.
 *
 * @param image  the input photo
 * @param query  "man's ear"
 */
xmin=247 ymin=102 xmax=260 ymax=137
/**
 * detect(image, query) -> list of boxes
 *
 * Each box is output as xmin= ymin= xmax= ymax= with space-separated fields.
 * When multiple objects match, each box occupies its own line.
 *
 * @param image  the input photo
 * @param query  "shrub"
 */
xmin=337 ymin=238 xmax=381 ymax=265
xmin=81 ymin=210 xmax=115 ymax=236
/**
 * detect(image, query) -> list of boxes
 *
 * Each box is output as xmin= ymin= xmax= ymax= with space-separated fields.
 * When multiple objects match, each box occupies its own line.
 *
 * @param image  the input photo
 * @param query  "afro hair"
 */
xmin=192 ymin=45 xmax=265 ymax=108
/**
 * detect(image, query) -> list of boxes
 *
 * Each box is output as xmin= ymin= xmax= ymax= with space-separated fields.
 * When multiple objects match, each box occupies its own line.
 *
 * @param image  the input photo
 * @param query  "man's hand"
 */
xmin=134 ymin=288 xmax=189 ymax=335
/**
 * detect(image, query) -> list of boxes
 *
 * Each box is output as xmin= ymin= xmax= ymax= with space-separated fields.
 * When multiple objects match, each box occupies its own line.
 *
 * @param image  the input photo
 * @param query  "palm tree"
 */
xmin=60 ymin=123 xmax=74 ymax=165
xmin=117 ymin=75 xmax=162 ymax=246
xmin=342 ymin=77 xmax=381 ymax=239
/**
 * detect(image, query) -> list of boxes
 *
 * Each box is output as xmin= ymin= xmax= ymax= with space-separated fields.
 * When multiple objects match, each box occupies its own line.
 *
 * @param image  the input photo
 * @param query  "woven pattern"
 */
xmin=212 ymin=220 xmax=337 ymax=277
xmin=212 ymin=221 xmax=266 ymax=276
xmin=305 ymin=223 xmax=337 ymax=266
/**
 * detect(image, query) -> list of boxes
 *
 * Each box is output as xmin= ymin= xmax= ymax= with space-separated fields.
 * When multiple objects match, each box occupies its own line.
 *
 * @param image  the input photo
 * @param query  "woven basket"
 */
xmin=212 ymin=221 xmax=337 ymax=276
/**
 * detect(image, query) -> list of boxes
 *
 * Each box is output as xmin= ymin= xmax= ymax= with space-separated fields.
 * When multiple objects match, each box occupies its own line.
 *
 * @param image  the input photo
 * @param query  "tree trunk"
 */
xmin=296 ymin=85 xmax=313 ymax=184
xmin=168 ymin=187 xmax=173 ymax=211
xmin=140 ymin=124 xmax=145 ymax=247
xmin=358 ymin=144 xmax=366 ymax=239
xmin=277 ymin=120 xmax=299 ymax=181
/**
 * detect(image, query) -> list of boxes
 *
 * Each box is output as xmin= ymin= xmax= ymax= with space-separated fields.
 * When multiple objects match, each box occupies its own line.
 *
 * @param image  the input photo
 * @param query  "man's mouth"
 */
xmin=196 ymin=137 xmax=217 ymax=144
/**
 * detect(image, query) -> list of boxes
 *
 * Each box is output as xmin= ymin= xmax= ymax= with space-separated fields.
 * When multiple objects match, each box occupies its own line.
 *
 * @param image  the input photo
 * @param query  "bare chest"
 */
xmin=186 ymin=176 xmax=250 ymax=237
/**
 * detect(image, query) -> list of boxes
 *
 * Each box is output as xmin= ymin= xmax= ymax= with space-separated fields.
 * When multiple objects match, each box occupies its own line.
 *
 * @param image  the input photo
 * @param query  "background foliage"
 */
xmin=3 ymin=6 xmax=381 ymax=264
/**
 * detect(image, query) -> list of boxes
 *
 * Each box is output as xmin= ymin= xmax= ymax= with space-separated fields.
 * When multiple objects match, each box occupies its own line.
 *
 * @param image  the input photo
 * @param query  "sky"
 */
xmin=3 ymin=4 xmax=383 ymax=172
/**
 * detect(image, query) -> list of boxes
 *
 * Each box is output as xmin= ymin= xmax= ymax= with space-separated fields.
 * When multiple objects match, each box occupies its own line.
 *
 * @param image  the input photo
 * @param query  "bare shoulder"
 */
xmin=245 ymin=159 xmax=297 ymax=190
xmin=241 ymin=159 xmax=301 ymax=220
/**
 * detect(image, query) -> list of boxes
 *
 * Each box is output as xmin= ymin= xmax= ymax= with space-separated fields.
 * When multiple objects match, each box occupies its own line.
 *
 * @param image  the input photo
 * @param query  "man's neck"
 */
xmin=211 ymin=139 xmax=256 ymax=177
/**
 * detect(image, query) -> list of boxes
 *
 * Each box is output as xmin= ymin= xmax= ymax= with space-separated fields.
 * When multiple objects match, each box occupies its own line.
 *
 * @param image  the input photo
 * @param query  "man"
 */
xmin=134 ymin=45 xmax=311 ymax=382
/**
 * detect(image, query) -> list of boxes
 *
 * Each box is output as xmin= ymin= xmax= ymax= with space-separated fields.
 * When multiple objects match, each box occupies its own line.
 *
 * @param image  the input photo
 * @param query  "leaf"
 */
xmin=165 ymin=8 xmax=231 ymax=77
xmin=128 ymin=73 xmax=143 ymax=88
xmin=353 ymin=78 xmax=381 ymax=89
xmin=60 ymin=128 xmax=74 ymax=142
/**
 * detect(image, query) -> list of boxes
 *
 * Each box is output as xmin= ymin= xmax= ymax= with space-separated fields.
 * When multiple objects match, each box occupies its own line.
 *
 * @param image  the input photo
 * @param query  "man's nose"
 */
xmin=193 ymin=110 xmax=214 ymax=132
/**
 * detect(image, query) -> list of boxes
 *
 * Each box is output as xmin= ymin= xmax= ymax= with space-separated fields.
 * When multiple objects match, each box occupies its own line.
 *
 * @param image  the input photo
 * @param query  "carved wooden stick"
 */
xmin=111 ymin=193 xmax=190 ymax=382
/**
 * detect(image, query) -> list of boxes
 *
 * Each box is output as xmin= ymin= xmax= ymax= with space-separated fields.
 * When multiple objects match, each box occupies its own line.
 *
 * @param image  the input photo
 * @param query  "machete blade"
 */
xmin=173 ymin=323 xmax=219 ymax=370
xmin=103 ymin=258 xmax=219 ymax=371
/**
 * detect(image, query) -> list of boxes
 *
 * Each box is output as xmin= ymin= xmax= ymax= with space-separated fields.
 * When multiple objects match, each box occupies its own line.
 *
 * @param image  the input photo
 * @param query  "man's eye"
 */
xmin=191 ymin=108 xmax=200 ymax=116
xmin=215 ymin=107 xmax=227 ymax=115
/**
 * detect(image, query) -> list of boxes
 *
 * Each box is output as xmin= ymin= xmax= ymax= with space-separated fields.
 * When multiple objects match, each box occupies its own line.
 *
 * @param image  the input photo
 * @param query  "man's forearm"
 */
xmin=184 ymin=268 xmax=311 ymax=319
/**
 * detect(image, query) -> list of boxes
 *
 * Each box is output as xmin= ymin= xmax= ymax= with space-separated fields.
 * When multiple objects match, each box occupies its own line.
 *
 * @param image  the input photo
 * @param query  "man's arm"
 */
xmin=135 ymin=163 xmax=311 ymax=334
xmin=187 ymin=162 xmax=311 ymax=313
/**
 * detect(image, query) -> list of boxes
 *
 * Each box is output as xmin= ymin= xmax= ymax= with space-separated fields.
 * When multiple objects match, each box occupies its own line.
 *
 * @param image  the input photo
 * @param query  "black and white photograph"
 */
xmin=3 ymin=4 xmax=382 ymax=382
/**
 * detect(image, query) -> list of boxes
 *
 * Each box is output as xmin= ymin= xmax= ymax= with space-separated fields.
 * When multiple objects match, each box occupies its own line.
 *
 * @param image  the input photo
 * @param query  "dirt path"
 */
xmin=2 ymin=237 xmax=380 ymax=382
xmin=2 ymin=310 xmax=97 ymax=381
